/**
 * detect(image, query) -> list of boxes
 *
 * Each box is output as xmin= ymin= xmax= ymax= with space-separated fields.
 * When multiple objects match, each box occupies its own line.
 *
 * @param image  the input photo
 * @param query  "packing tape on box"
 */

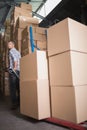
xmin=29 ymin=26 xmax=40 ymax=52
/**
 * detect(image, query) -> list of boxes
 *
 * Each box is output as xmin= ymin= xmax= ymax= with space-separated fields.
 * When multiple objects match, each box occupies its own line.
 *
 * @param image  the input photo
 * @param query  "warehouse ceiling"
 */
xmin=0 ymin=0 xmax=47 ymax=29
xmin=39 ymin=0 xmax=87 ymax=27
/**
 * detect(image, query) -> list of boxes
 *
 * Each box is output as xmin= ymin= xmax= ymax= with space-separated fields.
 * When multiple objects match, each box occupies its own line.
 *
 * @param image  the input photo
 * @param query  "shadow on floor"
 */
xmin=0 ymin=92 xmax=69 ymax=130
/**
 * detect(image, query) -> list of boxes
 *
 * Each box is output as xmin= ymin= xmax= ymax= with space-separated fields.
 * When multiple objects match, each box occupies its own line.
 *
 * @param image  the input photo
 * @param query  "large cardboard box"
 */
xmin=37 ymin=41 xmax=47 ymax=50
xmin=21 ymin=38 xmax=30 ymax=55
xmin=21 ymin=37 xmax=37 ymax=57
xmin=11 ymin=7 xmax=32 ymax=24
xmin=21 ymin=26 xmax=36 ymax=40
xmin=16 ymin=16 xmax=39 ymax=29
xmin=33 ymin=33 xmax=46 ymax=41
xmin=13 ymin=7 xmax=32 ymax=14
xmin=20 ymin=51 xmax=48 ymax=81
xmin=21 ymin=48 xmax=31 ymax=57
xmin=22 ymin=26 xmax=36 ymax=36
xmin=10 ymin=24 xmax=15 ymax=40
xmin=51 ymin=86 xmax=87 ymax=123
xmin=35 ymin=27 xmax=47 ymax=35
xmin=22 ymin=26 xmax=46 ymax=41
xmin=20 ymin=3 xmax=32 ymax=11
xmin=21 ymin=38 xmax=32 ymax=57
xmin=20 ymin=80 xmax=50 ymax=120
xmin=47 ymin=18 xmax=87 ymax=56
xmin=14 ymin=28 xmax=23 ymax=41
xmin=49 ymin=51 xmax=87 ymax=86
xmin=22 ymin=26 xmax=46 ymax=38
xmin=15 ymin=40 xmax=21 ymax=53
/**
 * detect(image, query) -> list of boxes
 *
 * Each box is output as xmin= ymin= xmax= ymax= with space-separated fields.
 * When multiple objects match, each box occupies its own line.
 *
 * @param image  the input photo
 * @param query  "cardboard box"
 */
xmin=35 ymin=27 xmax=47 ymax=35
xmin=20 ymin=3 xmax=32 ymax=11
xmin=4 ymin=72 xmax=10 ymax=96
xmin=20 ymin=80 xmax=50 ymax=120
xmin=21 ymin=38 xmax=30 ymax=51
xmin=21 ymin=48 xmax=31 ymax=57
xmin=21 ymin=38 xmax=32 ymax=57
xmin=16 ymin=16 xmax=39 ymax=29
xmin=15 ymin=40 xmax=21 ymax=53
xmin=22 ymin=26 xmax=36 ymax=40
xmin=14 ymin=28 xmax=23 ymax=41
xmin=21 ymin=37 xmax=37 ymax=57
xmin=20 ymin=51 xmax=48 ymax=81
xmin=47 ymin=18 xmax=87 ymax=56
xmin=5 ymin=26 xmax=11 ymax=34
xmin=11 ymin=7 xmax=32 ymax=24
xmin=21 ymin=39 xmax=32 ymax=57
xmin=49 ymin=51 xmax=87 ymax=86
xmin=33 ymin=33 xmax=46 ymax=41
xmin=22 ymin=26 xmax=46 ymax=41
xmin=51 ymin=86 xmax=87 ymax=123
xmin=37 ymin=41 xmax=47 ymax=50
xmin=10 ymin=24 xmax=15 ymax=40
xmin=13 ymin=7 xmax=32 ymax=14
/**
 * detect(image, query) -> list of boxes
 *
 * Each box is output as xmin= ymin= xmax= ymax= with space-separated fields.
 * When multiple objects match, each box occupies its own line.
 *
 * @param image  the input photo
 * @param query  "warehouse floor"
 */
xmin=0 ymin=92 xmax=69 ymax=130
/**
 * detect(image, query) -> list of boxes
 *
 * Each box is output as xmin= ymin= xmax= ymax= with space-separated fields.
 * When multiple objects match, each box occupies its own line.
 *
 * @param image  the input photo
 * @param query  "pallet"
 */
xmin=45 ymin=118 xmax=87 ymax=130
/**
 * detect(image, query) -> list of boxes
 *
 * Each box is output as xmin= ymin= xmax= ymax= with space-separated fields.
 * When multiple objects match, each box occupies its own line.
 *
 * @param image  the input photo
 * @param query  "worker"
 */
xmin=8 ymin=41 xmax=21 ymax=110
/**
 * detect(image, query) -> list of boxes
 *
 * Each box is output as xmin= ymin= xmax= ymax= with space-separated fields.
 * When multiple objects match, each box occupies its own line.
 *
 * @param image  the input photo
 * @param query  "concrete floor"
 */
xmin=0 ymin=93 xmax=69 ymax=130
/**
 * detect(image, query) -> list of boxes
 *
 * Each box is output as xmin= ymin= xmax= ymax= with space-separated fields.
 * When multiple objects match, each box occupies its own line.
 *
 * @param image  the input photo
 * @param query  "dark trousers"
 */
xmin=9 ymin=71 xmax=20 ymax=105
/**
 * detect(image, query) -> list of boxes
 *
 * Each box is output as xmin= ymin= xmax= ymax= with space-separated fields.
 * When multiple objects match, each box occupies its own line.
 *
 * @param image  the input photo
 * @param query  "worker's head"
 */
xmin=8 ymin=41 xmax=15 ymax=49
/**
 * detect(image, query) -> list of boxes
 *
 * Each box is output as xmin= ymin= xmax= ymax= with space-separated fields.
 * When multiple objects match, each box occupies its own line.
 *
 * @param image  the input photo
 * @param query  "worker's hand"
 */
xmin=13 ymin=67 xmax=17 ymax=71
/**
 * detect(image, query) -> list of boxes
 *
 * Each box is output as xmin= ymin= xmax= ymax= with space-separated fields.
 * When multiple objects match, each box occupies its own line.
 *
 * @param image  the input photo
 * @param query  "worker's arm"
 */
xmin=10 ymin=51 xmax=18 ymax=71
xmin=14 ymin=61 xmax=18 ymax=71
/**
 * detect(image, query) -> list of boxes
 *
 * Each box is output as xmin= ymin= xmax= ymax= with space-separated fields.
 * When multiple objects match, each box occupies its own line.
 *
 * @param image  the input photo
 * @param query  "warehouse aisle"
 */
xmin=0 ymin=93 xmax=68 ymax=130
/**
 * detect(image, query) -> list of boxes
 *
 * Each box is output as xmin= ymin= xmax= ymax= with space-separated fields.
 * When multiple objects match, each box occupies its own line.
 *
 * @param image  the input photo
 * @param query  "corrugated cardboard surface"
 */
xmin=51 ymin=86 xmax=87 ymax=123
xmin=22 ymin=26 xmax=36 ymax=37
xmin=16 ymin=16 xmax=39 ymax=29
xmin=21 ymin=38 xmax=30 ymax=51
xmin=11 ymin=13 xmax=32 ymax=24
xmin=22 ymin=26 xmax=46 ymax=37
xmin=14 ymin=28 xmax=23 ymax=40
xmin=22 ymin=32 xmax=46 ymax=42
xmin=68 ymin=18 xmax=87 ymax=53
xmin=20 ymin=3 xmax=32 ymax=11
xmin=20 ymin=80 xmax=50 ymax=120
xmin=20 ymin=51 xmax=48 ymax=81
xmin=32 ymin=33 xmax=46 ymax=41
xmin=21 ymin=47 xmax=32 ymax=57
xmin=15 ymin=40 xmax=21 ymax=53
xmin=37 ymin=41 xmax=47 ymax=50
xmin=14 ymin=7 xmax=32 ymax=15
xmin=47 ymin=18 xmax=87 ymax=56
xmin=49 ymin=51 xmax=87 ymax=86
xmin=11 ymin=7 xmax=32 ymax=24
xmin=21 ymin=37 xmax=37 ymax=57
xmin=35 ymin=27 xmax=47 ymax=35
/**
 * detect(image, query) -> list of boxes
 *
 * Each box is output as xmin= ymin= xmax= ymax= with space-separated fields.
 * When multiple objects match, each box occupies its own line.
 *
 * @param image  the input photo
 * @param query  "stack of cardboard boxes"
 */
xmin=21 ymin=26 xmax=47 ymax=57
xmin=3 ymin=20 xmax=11 ymax=96
xmin=47 ymin=18 xmax=87 ymax=123
xmin=10 ymin=3 xmax=32 ymax=37
xmin=4 ymin=20 xmax=11 ymax=42
xmin=10 ymin=3 xmax=38 ymax=52
xmin=10 ymin=3 xmax=47 ymax=56
xmin=9 ymin=3 xmax=49 ymax=119
xmin=6 ymin=3 xmax=87 ymax=123
xmin=0 ymin=34 xmax=7 ymax=95
xmin=4 ymin=19 xmax=11 ymax=70
xmin=20 ymin=51 xmax=50 ymax=119
xmin=15 ymin=16 xmax=39 ymax=53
